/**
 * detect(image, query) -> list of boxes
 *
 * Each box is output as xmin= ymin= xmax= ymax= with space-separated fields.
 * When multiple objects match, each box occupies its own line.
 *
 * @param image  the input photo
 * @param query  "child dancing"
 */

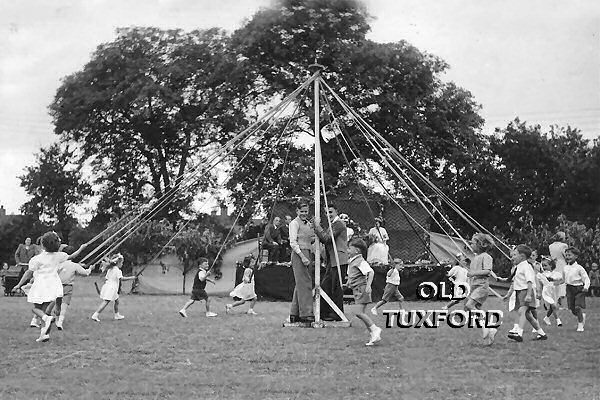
xmin=464 ymin=233 xmax=497 ymax=345
xmin=12 ymin=232 xmax=87 ymax=342
xmin=91 ymin=254 xmax=136 ymax=322
xmin=371 ymin=258 xmax=404 ymax=315
xmin=179 ymin=258 xmax=217 ymax=318
xmin=226 ymin=265 xmax=257 ymax=315
xmin=345 ymin=239 xmax=381 ymax=346
xmin=557 ymin=247 xmax=590 ymax=331
xmin=537 ymin=257 xmax=562 ymax=327
xmin=506 ymin=244 xmax=547 ymax=342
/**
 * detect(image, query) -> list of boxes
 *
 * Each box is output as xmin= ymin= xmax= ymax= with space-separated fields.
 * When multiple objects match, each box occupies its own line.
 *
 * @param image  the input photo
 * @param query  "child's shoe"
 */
xmin=543 ymin=316 xmax=551 ymax=325
xmin=40 ymin=315 xmax=54 ymax=335
xmin=178 ymin=309 xmax=187 ymax=318
xmin=507 ymin=331 xmax=523 ymax=342
xmin=30 ymin=316 xmax=40 ymax=328
xmin=247 ymin=309 xmax=257 ymax=315
xmin=206 ymin=312 xmax=217 ymax=317
xmin=577 ymin=323 xmax=584 ymax=332
xmin=366 ymin=326 xmax=382 ymax=346
xmin=91 ymin=313 xmax=100 ymax=322
xmin=556 ymin=318 xmax=562 ymax=327
xmin=114 ymin=313 xmax=125 ymax=320
xmin=486 ymin=328 xmax=498 ymax=345
xmin=56 ymin=316 xmax=64 ymax=330
xmin=36 ymin=334 xmax=50 ymax=343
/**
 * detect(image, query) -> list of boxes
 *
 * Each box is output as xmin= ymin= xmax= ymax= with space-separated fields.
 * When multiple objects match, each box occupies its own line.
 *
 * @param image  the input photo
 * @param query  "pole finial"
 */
xmin=308 ymin=61 xmax=325 ymax=74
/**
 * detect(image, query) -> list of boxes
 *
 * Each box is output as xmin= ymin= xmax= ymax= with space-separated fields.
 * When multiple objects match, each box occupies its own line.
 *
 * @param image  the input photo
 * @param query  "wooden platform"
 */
xmin=282 ymin=320 xmax=351 ymax=328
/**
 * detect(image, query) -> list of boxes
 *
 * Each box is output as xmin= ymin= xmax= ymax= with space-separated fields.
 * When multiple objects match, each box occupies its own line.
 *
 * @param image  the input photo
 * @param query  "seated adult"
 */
xmin=279 ymin=215 xmax=293 ymax=262
xmin=263 ymin=217 xmax=282 ymax=262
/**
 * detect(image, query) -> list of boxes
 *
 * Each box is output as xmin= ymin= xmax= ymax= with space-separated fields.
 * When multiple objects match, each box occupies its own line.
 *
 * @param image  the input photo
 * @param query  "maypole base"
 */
xmin=320 ymin=320 xmax=351 ymax=328
xmin=282 ymin=320 xmax=351 ymax=328
xmin=282 ymin=321 xmax=313 ymax=328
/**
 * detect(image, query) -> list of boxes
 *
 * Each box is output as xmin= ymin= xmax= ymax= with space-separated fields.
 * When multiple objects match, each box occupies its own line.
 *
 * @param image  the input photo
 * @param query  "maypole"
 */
xmin=310 ymin=62 xmax=324 ymax=327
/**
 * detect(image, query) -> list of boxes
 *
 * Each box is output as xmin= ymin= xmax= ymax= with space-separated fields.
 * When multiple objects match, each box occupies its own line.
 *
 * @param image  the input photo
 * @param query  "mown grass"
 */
xmin=0 ymin=277 xmax=599 ymax=400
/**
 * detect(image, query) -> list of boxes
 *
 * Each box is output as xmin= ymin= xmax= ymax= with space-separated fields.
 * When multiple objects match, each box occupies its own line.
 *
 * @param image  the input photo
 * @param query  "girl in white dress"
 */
xmin=12 ymin=232 xmax=87 ymax=342
xmin=537 ymin=257 xmax=562 ymax=326
xmin=91 ymin=254 xmax=135 ymax=322
xmin=367 ymin=218 xmax=390 ymax=265
xmin=226 ymin=267 xmax=258 ymax=315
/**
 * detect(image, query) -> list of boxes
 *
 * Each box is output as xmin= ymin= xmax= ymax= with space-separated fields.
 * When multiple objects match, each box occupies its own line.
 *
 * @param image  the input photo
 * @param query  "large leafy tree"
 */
xmin=230 ymin=0 xmax=486 ymax=211
xmin=479 ymin=119 xmax=600 ymax=230
xmin=19 ymin=143 xmax=92 ymax=238
xmin=50 ymin=27 xmax=255 ymax=220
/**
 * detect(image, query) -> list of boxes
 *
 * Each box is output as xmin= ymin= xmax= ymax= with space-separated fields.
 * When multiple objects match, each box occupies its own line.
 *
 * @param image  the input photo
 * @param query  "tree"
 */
xmin=485 ymin=119 xmax=600 ymax=228
xmin=227 ymin=139 xmax=314 ymax=225
xmin=19 ymin=143 xmax=92 ymax=238
xmin=229 ymin=0 xmax=486 ymax=211
xmin=50 ymin=27 xmax=255 ymax=220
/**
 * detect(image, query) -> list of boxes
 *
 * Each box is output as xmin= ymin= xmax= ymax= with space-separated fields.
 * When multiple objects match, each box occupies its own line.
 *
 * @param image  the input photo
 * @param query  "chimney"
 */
xmin=220 ymin=204 xmax=228 ymax=216
xmin=0 ymin=205 xmax=5 ymax=217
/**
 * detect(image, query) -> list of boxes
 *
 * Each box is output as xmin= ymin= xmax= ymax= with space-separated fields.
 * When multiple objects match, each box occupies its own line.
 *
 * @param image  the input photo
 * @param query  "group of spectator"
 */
xmin=262 ymin=212 xmax=393 ymax=267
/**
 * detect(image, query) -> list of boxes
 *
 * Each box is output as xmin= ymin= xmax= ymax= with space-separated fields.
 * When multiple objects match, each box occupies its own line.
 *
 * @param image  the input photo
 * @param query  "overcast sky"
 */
xmin=1 ymin=0 xmax=599 ymax=215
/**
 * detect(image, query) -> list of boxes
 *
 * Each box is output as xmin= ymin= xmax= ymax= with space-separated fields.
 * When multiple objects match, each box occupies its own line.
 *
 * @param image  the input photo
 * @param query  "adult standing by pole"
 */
xmin=288 ymin=201 xmax=315 ymax=323
xmin=314 ymin=204 xmax=348 ymax=321
xmin=549 ymin=231 xmax=569 ymax=307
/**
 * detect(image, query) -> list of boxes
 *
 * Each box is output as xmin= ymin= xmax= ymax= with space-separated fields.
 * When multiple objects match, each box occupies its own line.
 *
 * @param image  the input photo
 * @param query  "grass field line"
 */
xmin=30 ymin=350 xmax=88 ymax=370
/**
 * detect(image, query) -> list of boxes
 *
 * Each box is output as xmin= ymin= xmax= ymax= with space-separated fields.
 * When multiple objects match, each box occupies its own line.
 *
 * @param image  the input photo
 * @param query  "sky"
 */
xmin=1 ymin=0 xmax=599 ymax=215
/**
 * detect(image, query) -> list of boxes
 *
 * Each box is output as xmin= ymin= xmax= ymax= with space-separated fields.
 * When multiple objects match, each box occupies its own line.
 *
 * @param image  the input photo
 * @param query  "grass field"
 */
xmin=0 ymin=277 xmax=599 ymax=400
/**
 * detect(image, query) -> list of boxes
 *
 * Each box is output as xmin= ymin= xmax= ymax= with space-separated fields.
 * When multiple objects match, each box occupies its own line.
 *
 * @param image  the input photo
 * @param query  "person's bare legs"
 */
xmin=92 ymin=300 xmax=110 ymax=321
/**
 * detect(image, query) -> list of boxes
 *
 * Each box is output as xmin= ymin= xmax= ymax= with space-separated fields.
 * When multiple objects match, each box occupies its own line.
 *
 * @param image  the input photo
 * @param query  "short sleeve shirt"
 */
xmin=28 ymin=252 xmax=69 ymax=279
xmin=448 ymin=265 xmax=468 ymax=284
xmin=469 ymin=252 xmax=493 ymax=286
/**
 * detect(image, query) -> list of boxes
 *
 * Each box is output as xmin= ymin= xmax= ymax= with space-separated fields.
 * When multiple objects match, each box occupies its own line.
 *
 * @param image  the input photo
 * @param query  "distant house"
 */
xmin=0 ymin=205 xmax=24 ymax=226
xmin=204 ymin=203 xmax=244 ymax=237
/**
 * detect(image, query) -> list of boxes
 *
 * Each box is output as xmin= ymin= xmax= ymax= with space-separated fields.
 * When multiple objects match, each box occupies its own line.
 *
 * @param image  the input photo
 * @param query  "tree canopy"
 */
xmin=50 ymin=27 xmax=254 ymax=219
xmin=25 ymin=0 xmax=598 ymax=248
xmin=19 ymin=143 xmax=92 ymax=238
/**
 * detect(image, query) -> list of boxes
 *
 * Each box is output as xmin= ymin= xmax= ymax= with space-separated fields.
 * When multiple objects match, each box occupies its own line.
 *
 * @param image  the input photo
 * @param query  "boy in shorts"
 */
xmin=371 ymin=258 xmax=404 ymax=315
xmin=560 ymin=247 xmax=590 ymax=331
xmin=507 ymin=244 xmax=547 ymax=342
xmin=54 ymin=245 xmax=92 ymax=329
xmin=178 ymin=258 xmax=217 ymax=318
xmin=345 ymin=239 xmax=381 ymax=346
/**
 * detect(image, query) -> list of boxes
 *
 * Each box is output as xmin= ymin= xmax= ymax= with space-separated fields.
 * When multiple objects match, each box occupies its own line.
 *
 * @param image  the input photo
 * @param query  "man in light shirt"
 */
xmin=288 ymin=202 xmax=315 ymax=323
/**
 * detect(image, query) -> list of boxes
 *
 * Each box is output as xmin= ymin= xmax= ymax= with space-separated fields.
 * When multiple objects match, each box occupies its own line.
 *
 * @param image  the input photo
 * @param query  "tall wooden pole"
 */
xmin=313 ymin=70 xmax=322 ymax=324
